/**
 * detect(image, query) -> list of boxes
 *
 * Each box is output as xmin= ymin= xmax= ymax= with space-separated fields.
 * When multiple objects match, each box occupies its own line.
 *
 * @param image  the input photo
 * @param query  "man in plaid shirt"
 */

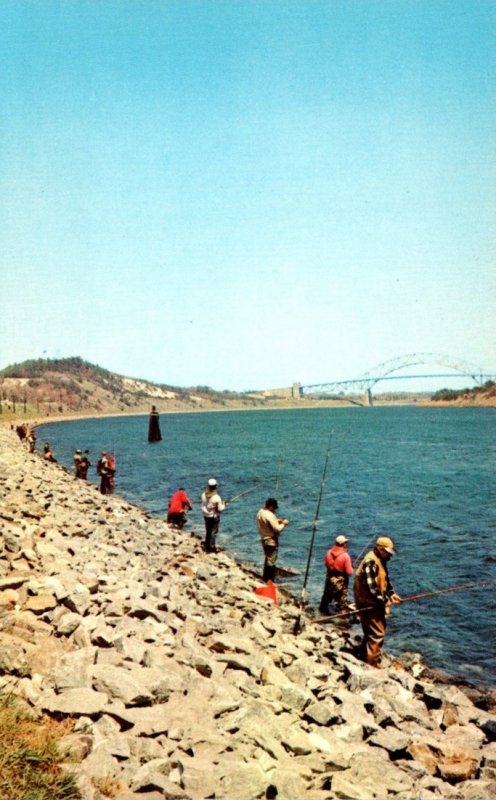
xmin=353 ymin=536 xmax=402 ymax=666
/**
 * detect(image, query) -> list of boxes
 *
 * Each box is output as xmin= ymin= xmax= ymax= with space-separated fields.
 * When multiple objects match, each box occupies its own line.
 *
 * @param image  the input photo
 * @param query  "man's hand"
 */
xmin=390 ymin=593 xmax=402 ymax=604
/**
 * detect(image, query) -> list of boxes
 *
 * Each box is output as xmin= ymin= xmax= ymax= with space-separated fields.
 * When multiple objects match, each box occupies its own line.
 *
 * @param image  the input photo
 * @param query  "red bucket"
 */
xmin=253 ymin=581 xmax=278 ymax=605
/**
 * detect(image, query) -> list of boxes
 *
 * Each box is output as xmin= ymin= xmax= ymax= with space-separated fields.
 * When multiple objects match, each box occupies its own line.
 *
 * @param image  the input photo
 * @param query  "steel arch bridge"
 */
xmin=300 ymin=353 xmax=495 ymax=401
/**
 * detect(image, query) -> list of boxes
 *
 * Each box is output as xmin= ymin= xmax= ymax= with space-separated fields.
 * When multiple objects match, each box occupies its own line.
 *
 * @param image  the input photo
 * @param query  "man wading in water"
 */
xmin=353 ymin=536 xmax=401 ymax=667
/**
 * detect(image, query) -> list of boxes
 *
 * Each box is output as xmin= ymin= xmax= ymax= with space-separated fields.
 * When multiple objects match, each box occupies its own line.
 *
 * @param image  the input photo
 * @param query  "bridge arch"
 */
xmin=300 ymin=352 xmax=494 ymax=401
xmin=358 ymin=352 xmax=488 ymax=390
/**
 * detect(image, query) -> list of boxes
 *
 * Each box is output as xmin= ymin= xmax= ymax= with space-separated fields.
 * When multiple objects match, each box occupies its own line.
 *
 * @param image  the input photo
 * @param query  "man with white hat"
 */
xmin=319 ymin=535 xmax=353 ymax=615
xmin=201 ymin=478 xmax=227 ymax=553
xmin=353 ymin=536 xmax=402 ymax=667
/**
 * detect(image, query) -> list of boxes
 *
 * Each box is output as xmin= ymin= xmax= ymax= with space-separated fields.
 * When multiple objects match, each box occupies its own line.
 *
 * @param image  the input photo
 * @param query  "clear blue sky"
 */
xmin=1 ymin=1 xmax=494 ymax=391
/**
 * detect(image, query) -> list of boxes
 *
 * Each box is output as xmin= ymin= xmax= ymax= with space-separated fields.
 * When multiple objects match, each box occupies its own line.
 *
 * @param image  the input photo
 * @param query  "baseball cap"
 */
xmin=208 ymin=478 xmax=217 ymax=487
xmin=335 ymin=535 xmax=348 ymax=545
xmin=376 ymin=536 xmax=396 ymax=555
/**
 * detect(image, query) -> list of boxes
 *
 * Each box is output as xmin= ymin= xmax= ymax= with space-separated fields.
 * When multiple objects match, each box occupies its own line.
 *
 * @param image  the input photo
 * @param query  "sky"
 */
xmin=1 ymin=0 xmax=495 ymax=392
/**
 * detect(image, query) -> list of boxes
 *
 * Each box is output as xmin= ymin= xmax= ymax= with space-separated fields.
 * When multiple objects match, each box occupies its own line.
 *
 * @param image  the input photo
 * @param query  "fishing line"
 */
xmin=226 ymin=481 xmax=264 ymax=504
xmin=314 ymin=578 xmax=496 ymax=625
xmin=293 ymin=432 xmax=333 ymax=635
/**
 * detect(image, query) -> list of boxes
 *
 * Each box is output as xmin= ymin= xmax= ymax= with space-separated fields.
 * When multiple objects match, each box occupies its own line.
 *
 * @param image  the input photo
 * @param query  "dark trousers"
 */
xmin=262 ymin=538 xmax=278 ymax=582
xmin=167 ymin=511 xmax=187 ymax=529
xmin=204 ymin=516 xmax=220 ymax=552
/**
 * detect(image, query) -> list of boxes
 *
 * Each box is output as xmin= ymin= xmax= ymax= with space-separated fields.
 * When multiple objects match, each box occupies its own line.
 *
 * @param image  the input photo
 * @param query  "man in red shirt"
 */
xmin=167 ymin=487 xmax=193 ymax=530
xmin=319 ymin=535 xmax=353 ymax=614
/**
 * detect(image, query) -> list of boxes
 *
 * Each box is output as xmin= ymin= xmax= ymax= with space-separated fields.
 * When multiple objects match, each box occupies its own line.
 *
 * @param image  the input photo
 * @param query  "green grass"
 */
xmin=0 ymin=694 xmax=81 ymax=800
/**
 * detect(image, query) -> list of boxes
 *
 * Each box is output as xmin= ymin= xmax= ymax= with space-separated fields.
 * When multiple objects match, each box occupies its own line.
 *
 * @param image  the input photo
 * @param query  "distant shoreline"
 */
xmin=8 ymin=395 xmax=496 ymax=434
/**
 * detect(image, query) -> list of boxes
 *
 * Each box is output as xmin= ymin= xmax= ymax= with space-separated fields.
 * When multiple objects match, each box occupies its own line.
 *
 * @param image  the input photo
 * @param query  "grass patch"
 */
xmin=0 ymin=694 xmax=81 ymax=800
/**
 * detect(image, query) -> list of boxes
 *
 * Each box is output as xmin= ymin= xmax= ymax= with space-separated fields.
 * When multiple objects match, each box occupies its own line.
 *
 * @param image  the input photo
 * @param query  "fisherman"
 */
xmin=256 ymin=497 xmax=289 ymax=583
xmin=16 ymin=424 xmax=27 ymax=441
xmin=78 ymin=450 xmax=91 ymax=480
xmin=96 ymin=451 xmax=111 ymax=494
xmin=201 ymin=478 xmax=227 ymax=553
xmin=43 ymin=442 xmax=57 ymax=462
xmin=73 ymin=449 xmax=82 ymax=478
xmin=167 ymin=487 xmax=193 ymax=529
xmin=353 ymin=536 xmax=402 ymax=667
xmin=148 ymin=405 xmax=162 ymax=443
xmin=319 ymin=534 xmax=353 ymax=614
xmin=107 ymin=453 xmax=116 ymax=491
xmin=26 ymin=428 xmax=37 ymax=453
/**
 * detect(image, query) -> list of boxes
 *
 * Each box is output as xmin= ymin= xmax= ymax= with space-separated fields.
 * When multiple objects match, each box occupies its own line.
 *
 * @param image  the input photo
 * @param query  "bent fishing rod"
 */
xmin=314 ymin=578 xmax=496 ymax=625
xmin=226 ymin=481 xmax=264 ymax=504
xmin=293 ymin=433 xmax=333 ymax=635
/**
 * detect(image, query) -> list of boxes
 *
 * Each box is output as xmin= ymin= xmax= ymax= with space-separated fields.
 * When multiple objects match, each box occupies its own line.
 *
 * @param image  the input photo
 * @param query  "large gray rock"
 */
xmin=91 ymin=663 xmax=154 ymax=706
xmin=217 ymin=762 xmax=269 ymax=800
xmin=130 ymin=759 xmax=188 ymax=797
xmin=368 ymin=726 xmax=411 ymax=756
xmin=56 ymin=611 xmax=82 ymax=635
xmin=331 ymin=751 xmax=414 ymax=798
xmin=41 ymin=687 xmax=108 ymax=715
xmin=25 ymin=594 xmax=57 ymax=614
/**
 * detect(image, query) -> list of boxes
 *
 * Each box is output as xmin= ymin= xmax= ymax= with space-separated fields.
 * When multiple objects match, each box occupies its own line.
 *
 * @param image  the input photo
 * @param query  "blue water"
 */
xmin=38 ymin=406 xmax=496 ymax=686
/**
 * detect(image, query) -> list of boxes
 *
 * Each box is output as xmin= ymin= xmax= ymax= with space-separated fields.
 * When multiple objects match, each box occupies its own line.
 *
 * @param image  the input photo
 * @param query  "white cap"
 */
xmin=208 ymin=478 xmax=217 ymax=487
xmin=335 ymin=535 xmax=348 ymax=545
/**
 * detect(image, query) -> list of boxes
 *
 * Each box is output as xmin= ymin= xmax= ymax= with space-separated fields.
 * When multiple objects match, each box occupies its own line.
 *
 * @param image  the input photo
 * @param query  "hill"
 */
xmin=0 ymin=357 xmax=302 ymax=419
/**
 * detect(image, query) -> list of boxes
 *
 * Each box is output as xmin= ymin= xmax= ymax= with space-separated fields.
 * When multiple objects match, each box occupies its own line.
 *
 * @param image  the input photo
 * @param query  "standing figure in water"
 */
xmin=79 ymin=450 xmax=91 ymax=480
xmin=96 ymin=451 xmax=112 ymax=494
xmin=148 ymin=405 xmax=162 ymax=443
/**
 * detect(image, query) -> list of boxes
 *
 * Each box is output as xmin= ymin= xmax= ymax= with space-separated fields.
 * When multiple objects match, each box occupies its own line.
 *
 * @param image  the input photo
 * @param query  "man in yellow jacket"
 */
xmin=353 ymin=536 xmax=402 ymax=667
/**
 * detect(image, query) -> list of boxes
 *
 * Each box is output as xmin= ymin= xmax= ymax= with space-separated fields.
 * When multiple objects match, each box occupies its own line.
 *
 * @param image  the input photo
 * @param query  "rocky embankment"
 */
xmin=0 ymin=427 xmax=495 ymax=800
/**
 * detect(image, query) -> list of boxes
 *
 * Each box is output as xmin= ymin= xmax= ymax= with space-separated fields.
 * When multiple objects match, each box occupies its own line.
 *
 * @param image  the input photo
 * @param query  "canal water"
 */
xmin=38 ymin=405 xmax=496 ymax=686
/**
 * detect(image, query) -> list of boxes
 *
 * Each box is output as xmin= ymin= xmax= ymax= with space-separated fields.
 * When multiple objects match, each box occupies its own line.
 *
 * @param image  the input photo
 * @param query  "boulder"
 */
xmin=91 ymin=663 xmax=154 ymax=706
xmin=41 ymin=687 xmax=108 ymax=716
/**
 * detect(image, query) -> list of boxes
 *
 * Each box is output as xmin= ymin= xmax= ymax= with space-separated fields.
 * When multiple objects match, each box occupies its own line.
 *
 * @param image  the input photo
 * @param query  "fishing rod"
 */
xmin=293 ymin=432 xmax=333 ymax=635
xmin=226 ymin=481 xmax=264 ymax=505
xmin=314 ymin=578 xmax=496 ymax=625
xmin=401 ymin=578 xmax=496 ymax=604
xmin=352 ymin=535 xmax=376 ymax=568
